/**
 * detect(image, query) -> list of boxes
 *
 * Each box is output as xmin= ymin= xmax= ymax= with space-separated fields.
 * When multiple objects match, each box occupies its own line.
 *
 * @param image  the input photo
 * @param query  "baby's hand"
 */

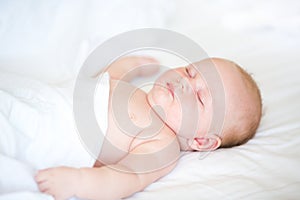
xmin=35 ymin=166 xmax=81 ymax=200
xmin=107 ymin=56 xmax=160 ymax=81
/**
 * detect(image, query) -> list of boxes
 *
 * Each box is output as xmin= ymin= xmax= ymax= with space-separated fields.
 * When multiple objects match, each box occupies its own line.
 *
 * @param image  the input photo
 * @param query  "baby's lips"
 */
xmin=166 ymin=82 xmax=174 ymax=98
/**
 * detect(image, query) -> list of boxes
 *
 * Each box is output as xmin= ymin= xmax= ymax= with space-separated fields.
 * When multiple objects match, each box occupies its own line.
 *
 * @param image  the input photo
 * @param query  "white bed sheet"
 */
xmin=1 ymin=0 xmax=300 ymax=200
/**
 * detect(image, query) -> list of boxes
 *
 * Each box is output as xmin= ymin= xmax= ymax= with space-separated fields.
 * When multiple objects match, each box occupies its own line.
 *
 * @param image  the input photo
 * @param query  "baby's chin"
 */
xmin=146 ymin=91 xmax=155 ymax=107
xmin=147 ymin=85 xmax=171 ymax=105
xmin=146 ymin=91 xmax=165 ymax=112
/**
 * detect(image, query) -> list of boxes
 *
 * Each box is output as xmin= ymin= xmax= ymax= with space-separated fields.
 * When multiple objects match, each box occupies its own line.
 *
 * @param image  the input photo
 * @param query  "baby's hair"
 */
xmin=220 ymin=63 xmax=262 ymax=148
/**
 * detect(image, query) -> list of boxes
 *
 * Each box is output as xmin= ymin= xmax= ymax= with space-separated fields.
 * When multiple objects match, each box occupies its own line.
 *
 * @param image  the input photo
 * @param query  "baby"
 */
xmin=35 ymin=56 xmax=262 ymax=200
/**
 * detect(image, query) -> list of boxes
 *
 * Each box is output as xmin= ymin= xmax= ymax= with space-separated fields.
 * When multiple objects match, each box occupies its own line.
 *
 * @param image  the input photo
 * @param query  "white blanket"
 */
xmin=0 ymin=72 xmax=99 ymax=199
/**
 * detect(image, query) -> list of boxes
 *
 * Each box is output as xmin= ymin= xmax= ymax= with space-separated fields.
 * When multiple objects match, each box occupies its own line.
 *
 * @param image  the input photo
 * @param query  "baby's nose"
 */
xmin=180 ymin=77 xmax=194 ymax=91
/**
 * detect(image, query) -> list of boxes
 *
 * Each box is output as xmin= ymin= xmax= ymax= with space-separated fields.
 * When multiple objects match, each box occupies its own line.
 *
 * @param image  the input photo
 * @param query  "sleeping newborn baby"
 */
xmin=35 ymin=56 xmax=262 ymax=200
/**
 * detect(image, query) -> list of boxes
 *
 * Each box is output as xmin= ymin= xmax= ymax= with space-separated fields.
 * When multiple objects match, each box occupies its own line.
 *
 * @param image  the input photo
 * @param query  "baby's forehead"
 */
xmin=170 ymin=59 xmax=244 ymax=93
xmin=190 ymin=60 xmax=248 ymax=104
xmin=193 ymin=60 xmax=242 ymax=83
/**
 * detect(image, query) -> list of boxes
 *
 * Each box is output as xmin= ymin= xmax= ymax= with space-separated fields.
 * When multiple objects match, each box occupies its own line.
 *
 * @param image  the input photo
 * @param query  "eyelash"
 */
xmin=185 ymin=67 xmax=192 ymax=78
xmin=197 ymin=91 xmax=204 ymax=106
xmin=186 ymin=67 xmax=204 ymax=106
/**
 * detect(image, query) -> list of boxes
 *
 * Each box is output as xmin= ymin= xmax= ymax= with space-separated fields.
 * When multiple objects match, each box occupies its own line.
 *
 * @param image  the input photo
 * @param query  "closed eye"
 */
xmin=185 ymin=67 xmax=196 ymax=78
xmin=185 ymin=67 xmax=191 ymax=77
xmin=197 ymin=91 xmax=204 ymax=106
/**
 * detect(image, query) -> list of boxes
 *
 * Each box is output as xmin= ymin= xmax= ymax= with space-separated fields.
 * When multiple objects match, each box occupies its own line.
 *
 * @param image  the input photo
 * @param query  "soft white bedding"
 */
xmin=1 ymin=0 xmax=300 ymax=199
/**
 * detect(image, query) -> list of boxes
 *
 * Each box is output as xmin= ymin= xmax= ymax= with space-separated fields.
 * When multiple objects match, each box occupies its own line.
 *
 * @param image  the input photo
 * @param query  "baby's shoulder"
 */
xmin=108 ymin=79 xmax=178 ymax=150
xmin=109 ymin=80 xmax=153 ymax=127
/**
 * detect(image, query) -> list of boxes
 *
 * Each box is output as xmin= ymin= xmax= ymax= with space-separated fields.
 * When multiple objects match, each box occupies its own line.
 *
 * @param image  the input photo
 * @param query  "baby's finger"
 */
xmin=35 ymin=170 xmax=49 ymax=183
xmin=138 ymin=64 xmax=160 ymax=76
xmin=37 ymin=180 xmax=50 ymax=193
xmin=134 ymin=57 xmax=159 ymax=76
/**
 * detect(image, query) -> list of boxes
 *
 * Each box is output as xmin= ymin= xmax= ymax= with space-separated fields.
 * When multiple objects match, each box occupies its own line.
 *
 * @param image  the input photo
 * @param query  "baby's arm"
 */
xmin=105 ymin=56 xmax=159 ymax=81
xmin=36 ymin=136 xmax=180 ymax=200
xmin=77 ymin=140 xmax=179 ymax=200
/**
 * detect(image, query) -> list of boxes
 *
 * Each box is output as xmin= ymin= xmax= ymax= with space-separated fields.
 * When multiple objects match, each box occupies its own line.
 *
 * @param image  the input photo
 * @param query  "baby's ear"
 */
xmin=190 ymin=135 xmax=221 ymax=151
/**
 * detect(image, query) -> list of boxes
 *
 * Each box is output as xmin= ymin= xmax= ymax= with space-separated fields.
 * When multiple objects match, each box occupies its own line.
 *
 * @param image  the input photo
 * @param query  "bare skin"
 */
xmin=35 ymin=56 xmax=256 ymax=200
xmin=35 ymin=57 xmax=180 ymax=200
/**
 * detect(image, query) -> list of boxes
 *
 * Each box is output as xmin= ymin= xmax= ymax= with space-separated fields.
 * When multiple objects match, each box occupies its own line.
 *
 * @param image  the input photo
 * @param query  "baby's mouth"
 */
xmin=166 ymin=82 xmax=174 ymax=98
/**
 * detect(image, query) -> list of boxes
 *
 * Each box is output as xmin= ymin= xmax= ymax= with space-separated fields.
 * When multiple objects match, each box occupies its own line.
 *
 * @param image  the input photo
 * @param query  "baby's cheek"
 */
xmin=151 ymin=90 xmax=172 ymax=107
xmin=175 ymin=93 xmax=198 ymax=116
xmin=175 ymin=97 xmax=201 ymax=136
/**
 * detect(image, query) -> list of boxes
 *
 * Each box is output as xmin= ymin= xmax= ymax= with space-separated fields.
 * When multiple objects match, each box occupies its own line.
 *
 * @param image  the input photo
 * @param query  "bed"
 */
xmin=1 ymin=0 xmax=300 ymax=199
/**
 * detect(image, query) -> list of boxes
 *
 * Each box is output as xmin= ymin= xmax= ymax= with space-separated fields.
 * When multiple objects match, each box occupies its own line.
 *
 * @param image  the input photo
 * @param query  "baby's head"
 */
xmin=211 ymin=58 xmax=262 ymax=148
xmin=147 ymin=57 xmax=262 ymax=151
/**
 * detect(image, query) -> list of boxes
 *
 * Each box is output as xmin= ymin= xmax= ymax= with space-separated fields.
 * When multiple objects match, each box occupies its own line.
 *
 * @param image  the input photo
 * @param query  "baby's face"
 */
xmin=147 ymin=62 xmax=214 ymax=149
xmin=147 ymin=58 xmax=250 ymax=150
